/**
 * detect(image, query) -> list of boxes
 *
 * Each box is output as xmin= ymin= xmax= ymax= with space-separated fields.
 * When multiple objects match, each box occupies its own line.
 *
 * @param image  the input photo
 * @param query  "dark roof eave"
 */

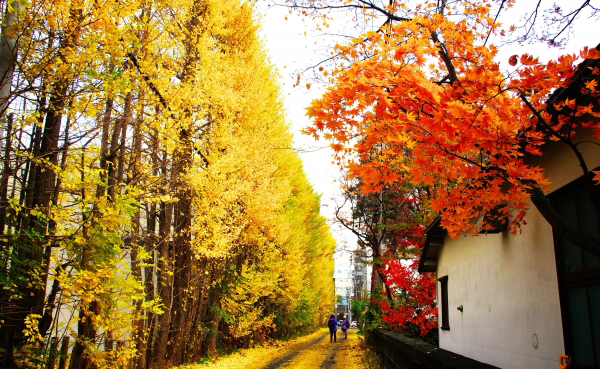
xmin=418 ymin=216 xmax=447 ymax=273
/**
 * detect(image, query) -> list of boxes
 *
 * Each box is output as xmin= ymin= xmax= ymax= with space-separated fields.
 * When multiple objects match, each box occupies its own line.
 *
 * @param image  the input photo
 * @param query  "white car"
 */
xmin=350 ymin=321 xmax=357 ymax=328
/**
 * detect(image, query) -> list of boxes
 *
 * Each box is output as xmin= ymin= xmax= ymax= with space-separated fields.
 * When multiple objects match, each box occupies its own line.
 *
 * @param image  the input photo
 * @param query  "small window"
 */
xmin=439 ymin=276 xmax=449 ymax=330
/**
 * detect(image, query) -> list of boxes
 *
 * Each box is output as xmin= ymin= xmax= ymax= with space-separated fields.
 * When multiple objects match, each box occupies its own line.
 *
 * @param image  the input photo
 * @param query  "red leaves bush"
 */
xmin=374 ymin=227 xmax=438 ymax=338
xmin=378 ymin=259 xmax=438 ymax=337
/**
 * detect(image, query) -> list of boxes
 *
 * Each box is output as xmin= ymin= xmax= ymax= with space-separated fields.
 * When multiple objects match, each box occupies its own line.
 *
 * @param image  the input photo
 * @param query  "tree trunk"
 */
xmin=107 ymin=92 xmax=132 ymax=200
xmin=370 ymin=265 xmax=378 ymax=296
xmin=205 ymin=299 xmax=221 ymax=357
xmin=152 ymin=156 xmax=174 ymax=368
xmin=129 ymin=97 xmax=151 ymax=369
xmin=167 ymin=137 xmax=194 ymax=363
xmin=143 ymin=132 xmax=160 ymax=367
xmin=68 ymin=94 xmax=114 ymax=369
xmin=186 ymin=261 xmax=210 ymax=362
xmin=0 ymin=113 xmax=12 ymax=233
xmin=69 ymin=300 xmax=100 ymax=369
xmin=0 ymin=0 xmax=21 ymax=133
xmin=0 ymin=74 xmax=70 ymax=367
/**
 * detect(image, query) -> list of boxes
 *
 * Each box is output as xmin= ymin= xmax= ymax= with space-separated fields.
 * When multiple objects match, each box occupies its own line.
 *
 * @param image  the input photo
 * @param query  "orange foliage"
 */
xmin=305 ymin=2 xmax=600 ymax=238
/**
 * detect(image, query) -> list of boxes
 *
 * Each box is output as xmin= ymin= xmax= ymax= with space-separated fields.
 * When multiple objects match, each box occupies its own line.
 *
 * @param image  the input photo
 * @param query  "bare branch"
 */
xmin=483 ymin=0 xmax=506 ymax=46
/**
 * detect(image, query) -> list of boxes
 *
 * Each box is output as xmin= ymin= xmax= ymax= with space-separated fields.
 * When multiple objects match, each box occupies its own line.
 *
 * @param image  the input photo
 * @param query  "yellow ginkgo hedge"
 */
xmin=0 ymin=0 xmax=336 ymax=368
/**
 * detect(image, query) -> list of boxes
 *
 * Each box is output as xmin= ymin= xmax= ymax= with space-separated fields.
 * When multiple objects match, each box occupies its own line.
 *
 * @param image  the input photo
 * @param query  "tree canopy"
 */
xmin=303 ymin=0 xmax=600 ymax=253
xmin=0 ymin=0 xmax=337 ymax=368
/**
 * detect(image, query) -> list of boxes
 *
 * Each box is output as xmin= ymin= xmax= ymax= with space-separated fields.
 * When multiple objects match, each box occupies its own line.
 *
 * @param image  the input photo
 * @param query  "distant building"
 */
xmin=334 ymin=249 xmax=373 ymax=321
xmin=334 ymin=258 xmax=352 ymax=317
xmin=351 ymin=249 xmax=371 ymax=300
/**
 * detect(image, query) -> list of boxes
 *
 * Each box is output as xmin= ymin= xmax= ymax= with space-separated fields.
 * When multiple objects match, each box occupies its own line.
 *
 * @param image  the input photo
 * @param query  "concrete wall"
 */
xmin=436 ymin=128 xmax=600 ymax=368
xmin=368 ymin=328 xmax=500 ymax=369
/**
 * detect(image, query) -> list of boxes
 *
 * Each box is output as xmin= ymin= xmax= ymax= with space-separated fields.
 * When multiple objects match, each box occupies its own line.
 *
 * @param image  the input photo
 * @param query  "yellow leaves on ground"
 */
xmin=180 ymin=329 xmax=326 ymax=369
xmin=330 ymin=331 xmax=366 ymax=369
xmin=278 ymin=330 xmax=365 ymax=369
xmin=182 ymin=328 xmax=367 ymax=369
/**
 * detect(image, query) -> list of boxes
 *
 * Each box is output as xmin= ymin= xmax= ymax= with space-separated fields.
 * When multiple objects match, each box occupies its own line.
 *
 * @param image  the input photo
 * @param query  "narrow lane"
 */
xmin=260 ymin=328 xmax=357 ymax=369
xmin=191 ymin=328 xmax=363 ymax=369
xmin=261 ymin=331 xmax=329 ymax=368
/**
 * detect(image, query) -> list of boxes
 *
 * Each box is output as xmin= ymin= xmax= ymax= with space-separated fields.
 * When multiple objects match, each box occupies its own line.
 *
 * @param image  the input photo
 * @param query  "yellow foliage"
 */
xmin=1 ymin=0 xmax=335 ymax=366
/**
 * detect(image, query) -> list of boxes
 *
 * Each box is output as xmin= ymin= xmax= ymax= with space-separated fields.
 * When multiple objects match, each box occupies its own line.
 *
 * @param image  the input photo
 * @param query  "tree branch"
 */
xmin=127 ymin=52 xmax=210 ymax=168
xmin=429 ymin=31 xmax=458 ymax=84
xmin=483 ymin=0 xmax=506 ymax=46
xmin=518 ymin=90 xmax=600 ymax=213
xmin=548 ymin=0 xmax=590 ymax=45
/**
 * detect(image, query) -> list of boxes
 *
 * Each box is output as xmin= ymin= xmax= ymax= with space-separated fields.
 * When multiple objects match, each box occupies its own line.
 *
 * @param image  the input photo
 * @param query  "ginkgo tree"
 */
xmin=0 ymin=0 xmax=337 ymax=368
xmin=304 ymin=0 xmax=600 ymax=260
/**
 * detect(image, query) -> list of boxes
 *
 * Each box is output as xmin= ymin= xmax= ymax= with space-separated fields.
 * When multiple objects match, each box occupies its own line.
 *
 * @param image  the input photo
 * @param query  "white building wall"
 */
xmin=437 ymin=211 xmax=563 ymax=369
xmin=436 ymin=128 xmax=600 ymax=369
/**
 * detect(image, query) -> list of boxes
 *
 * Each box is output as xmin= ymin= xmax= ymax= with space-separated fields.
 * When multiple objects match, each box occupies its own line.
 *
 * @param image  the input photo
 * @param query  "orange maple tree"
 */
xmin=305 ymin=1 xmax=600 ymax=256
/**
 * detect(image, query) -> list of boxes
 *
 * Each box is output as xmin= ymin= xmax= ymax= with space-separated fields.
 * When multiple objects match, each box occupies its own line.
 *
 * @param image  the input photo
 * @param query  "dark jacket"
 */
xmin=328 ymin=318 xmax=338 ymax=332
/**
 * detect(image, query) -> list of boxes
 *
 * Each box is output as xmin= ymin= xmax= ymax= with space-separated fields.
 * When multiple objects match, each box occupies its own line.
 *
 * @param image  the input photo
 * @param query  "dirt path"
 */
xmin=261 ymin=329 xmax=351 ymax=369
xmin=261 ymin=331 xmax=329 ymax=368
xmin=186 ymin=328 xmax=364 ymax=369
xmin=316 ymin=334 xmax=343 ymax=369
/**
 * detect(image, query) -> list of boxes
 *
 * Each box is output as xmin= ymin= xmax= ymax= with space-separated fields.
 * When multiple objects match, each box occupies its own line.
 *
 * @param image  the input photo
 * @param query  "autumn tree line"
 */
xmin=0 ymin=0 xmax=337 ymax=368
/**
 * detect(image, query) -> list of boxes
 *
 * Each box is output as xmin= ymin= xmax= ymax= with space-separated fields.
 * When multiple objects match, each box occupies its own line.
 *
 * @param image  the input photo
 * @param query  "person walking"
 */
xmin=341 ymin=316 xmax=350 ymax=339
xmin=328 ymin=314 xmax=338 ymax=343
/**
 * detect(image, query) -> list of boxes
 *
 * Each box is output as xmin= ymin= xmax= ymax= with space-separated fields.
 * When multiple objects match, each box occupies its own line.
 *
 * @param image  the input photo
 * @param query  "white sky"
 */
xmin=257 ymin=3 xmax=360 ymax=255
xmin=256 ymin=0 xmax=600 ymax=260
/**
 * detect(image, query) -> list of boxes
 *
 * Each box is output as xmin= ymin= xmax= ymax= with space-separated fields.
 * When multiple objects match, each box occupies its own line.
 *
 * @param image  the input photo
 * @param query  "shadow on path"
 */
xmin=317 ymin=338 xmax=342 ymax=369
xmin=261 ymin=331 xmax=329 ymax=369
xmin=319 ymin=330 xmax=355 ymax=368
xmin=260 ymin=330 xmax=354 ymax=369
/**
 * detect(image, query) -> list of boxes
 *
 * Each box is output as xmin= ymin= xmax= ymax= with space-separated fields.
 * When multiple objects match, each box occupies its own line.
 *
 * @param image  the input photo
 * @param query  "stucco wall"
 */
xmin=436 ymin=128 xmax=600 ymax=369
xmin=526 ymin=127 xmax=600 ymax=193
xmin=436 ymin=213 xmax=563 ymax=369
